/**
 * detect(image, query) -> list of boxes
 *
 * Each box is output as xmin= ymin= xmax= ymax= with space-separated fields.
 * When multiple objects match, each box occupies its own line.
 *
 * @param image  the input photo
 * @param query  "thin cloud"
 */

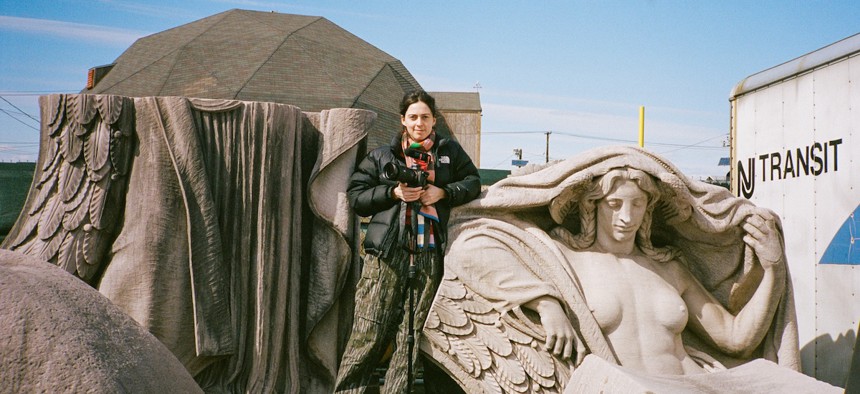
xmin=0 ymin=15 xmax=147 ymax=47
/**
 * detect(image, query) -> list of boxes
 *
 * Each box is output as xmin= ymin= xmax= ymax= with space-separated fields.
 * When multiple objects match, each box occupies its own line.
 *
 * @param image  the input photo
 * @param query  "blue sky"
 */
xmin=1 ymin=1 xmax=858 ymax=178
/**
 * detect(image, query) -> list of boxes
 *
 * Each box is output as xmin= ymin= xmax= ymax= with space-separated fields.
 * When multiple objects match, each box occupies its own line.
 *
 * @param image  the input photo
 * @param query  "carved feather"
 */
xmin=450 ymin=336 xmax=477 ymax=375
xmin=74 ymin=94 xmax=98 ymax=125
xmin=44 ymin=94 xmax=65 ymax=134
xmin=38 ymin=194 xmax=64 ymax=241
xmin=491 ymin=352 xmax=529 ymax=392
xmin=85 ymin=119 xmax=111 ymax=173
xmin=62 ymin=123 xmax=84 ymax=162
xmin=462 ymin=334 xmax=493 ymax=374
xmin=57 ymin=231 xmax=79 ymax=274
xmin=41 ymin=138 xmax=59 ymax=173
xmin=59 ymin=161 xmax=84 ymax=203
xmin=440 ymin=318 xmax=474 ymax=337
xmin=73 ymin=119 xmax=89 ymax=137
xmin=96 ymin=94 xmax=123 ymax=125
xmin=39 ymin=144 xmax=61 ymax=186
xmin=423 ymin=325 xmax=450 ymax=353
xmin=513 ymin=342 xmax=556 ymax=387
xmin=9 ymin=209 xmax=38 ymax=248
xmin=501 ymin=323 xmax=536 ymax=346
xmin=468 ymin=310 xmax=501 ymax=325
xmin=39 ymin=227 xmax=66 ymax=261
xmin=425 ymin=309 xmax=441 ymax=329
xmin=13 ymin=94 xmax=134 ymax=287
xmin=109 ymin=96 xmax=134 ymax=176
xmin=439 ymin=278 xmax=468 ymax=299
xmin=88 ymin=177 xmax=110 ymax=230
xmin=31 ymin=171 xmax=57 ymax=215
xmin=480 ymin=371 xmax=504 ymax=394
xmin=79 ymin=228 xmax=103 ymax=280
xmin=474 ymin=322 xmax=513 ymax=356
xmin=62 ymin=181 xmax=91 ymax=231
xmin=460 ymin=296 xmax=495 ymax=314
xmin=435 ymin=296 xmax=469 ymax=329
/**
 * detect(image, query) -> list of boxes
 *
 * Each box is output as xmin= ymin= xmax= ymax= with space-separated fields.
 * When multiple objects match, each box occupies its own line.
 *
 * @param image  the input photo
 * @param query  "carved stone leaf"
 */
xmin=513 ymin=342 xmax=556 ymax=387
xmin=85 ymin=119 xmax=111 ymax=173
xmin=474 ymin=322 xmax=513 ymax=357
xmin=89 ymin=178 xmax=110 ymax=230
xmin=435 ymin=296 xmax=469 ymax=329
xmin=96 ymin=94 xmax=123 ymax=125
xmin=37 ymin=194 xmax=64 ymax=241
xmin=491 ymin=353 xmax=529 ymax=392
xmin=425 ymin=309 xmax=441 ymax=329
xmin=439 ymin=278 xmax=468 ymax=300
xmin=75 ymin=94 xmax=98 ymax=125
xmin=59 ymin=161 xmax=84 ymax=203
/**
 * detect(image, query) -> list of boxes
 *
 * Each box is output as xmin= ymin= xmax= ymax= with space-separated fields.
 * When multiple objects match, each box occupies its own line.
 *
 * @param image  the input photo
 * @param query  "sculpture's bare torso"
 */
xmin=560 ymin=247 xmax=704 ymax=375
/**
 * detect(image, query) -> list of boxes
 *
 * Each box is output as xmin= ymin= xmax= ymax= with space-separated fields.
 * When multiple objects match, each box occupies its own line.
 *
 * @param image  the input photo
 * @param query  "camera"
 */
xmin=382 ymin=162 xmax=428 ymax=187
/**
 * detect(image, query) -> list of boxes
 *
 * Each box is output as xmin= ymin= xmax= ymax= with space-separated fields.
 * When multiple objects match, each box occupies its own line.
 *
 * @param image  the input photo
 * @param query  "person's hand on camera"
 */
xmin=393 ymin=183 xmax=424 ymax=202
xmin=420 ymin=185 xmax=446 ymax=205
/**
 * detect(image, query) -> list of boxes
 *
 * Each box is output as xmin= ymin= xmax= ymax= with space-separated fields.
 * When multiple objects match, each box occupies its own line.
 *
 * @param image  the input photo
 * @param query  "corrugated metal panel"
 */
xmin=730 ymin=33 xmax=860 ymax=99
xmin=730 ymin=49 xmax=859 ymax=387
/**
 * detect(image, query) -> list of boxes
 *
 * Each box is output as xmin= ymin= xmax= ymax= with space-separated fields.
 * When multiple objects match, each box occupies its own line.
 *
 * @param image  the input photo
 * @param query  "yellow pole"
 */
xmin=638 ymin=106 xmax=645 ymax=147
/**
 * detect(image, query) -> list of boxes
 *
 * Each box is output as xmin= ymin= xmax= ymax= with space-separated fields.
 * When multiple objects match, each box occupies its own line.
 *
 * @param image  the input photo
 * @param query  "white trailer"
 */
xmin=730 ymin=33 xmax=859 ymax=387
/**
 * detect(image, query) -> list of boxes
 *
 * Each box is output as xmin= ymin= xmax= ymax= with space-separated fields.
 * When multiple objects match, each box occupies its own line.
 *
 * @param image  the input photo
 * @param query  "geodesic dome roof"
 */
xmin=86 ymin=9 xmax=424 ymax=148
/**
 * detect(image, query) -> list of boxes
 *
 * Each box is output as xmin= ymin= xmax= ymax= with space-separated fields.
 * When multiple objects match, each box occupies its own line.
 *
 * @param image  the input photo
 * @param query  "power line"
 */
xmin=485 ymin=129 xmax=726 ymax=151
xmin=0 ymin=96 xmax=40 ymax=122
xmin=0 ymin=108 xmax=39 ymax=131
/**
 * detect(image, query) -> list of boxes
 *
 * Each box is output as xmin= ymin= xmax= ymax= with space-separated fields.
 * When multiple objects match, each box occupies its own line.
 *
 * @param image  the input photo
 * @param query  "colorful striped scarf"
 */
xmin=402 ymin=131 xmax=438 ymax=249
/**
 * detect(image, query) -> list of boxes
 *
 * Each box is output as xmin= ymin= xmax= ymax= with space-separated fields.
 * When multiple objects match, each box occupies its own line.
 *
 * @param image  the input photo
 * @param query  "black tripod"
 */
xmin=404 ymin=198 xmax=422 ymax=394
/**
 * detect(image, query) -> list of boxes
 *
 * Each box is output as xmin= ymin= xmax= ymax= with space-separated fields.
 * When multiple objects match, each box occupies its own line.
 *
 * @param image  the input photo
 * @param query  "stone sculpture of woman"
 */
xmin=418 ymin=146 xmax=831 ymax=392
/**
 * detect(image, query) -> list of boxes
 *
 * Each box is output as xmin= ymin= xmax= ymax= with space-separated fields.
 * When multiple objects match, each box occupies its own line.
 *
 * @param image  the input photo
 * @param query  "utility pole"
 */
xmin=545 ymin=131 xmax=551 ymax=163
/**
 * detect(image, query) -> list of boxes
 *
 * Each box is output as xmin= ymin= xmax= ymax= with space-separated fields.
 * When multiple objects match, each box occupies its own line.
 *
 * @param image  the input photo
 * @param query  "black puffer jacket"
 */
xmin=348 ymin=135 xmax=481 ymax=258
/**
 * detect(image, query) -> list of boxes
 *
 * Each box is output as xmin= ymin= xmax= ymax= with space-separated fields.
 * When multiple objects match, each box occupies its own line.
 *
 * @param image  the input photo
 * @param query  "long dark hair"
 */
xmin=399 ymin=90 xmax=438 ymax=118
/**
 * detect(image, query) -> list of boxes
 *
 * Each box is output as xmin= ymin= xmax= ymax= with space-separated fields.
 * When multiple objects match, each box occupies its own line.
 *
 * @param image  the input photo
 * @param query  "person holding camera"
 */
xmin=335 ymin=90 xmax=481 ymax=393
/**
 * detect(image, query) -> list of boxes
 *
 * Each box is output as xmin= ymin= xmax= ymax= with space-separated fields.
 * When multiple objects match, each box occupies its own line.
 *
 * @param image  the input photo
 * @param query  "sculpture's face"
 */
xmin=596 ymin=179 xmax=648 ymax=244
xmin=401 ymin=101 xmax=436 ymax=142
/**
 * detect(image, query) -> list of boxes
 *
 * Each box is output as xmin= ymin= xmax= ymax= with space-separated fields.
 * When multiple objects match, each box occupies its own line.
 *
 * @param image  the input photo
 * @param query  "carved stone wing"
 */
xmin=6 ymin=94 xmax=134 ymax=285
xmin=421 ymin=271 xmax=576 ymax=393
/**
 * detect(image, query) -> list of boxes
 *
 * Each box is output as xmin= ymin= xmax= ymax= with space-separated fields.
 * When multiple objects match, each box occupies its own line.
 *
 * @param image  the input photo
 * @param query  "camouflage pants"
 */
xmin=335 ymin=247 xmax=441 ymax=394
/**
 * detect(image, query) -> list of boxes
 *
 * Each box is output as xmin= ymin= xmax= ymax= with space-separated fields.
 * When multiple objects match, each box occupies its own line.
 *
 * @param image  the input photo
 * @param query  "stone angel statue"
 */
xmin=419 ymin=146 xmax=839 ymax=392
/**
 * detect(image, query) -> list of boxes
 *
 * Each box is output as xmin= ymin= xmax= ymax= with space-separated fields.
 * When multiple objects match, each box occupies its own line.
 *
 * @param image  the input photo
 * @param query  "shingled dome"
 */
xmin=85 ymin=9 xmax=423 ymax=149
